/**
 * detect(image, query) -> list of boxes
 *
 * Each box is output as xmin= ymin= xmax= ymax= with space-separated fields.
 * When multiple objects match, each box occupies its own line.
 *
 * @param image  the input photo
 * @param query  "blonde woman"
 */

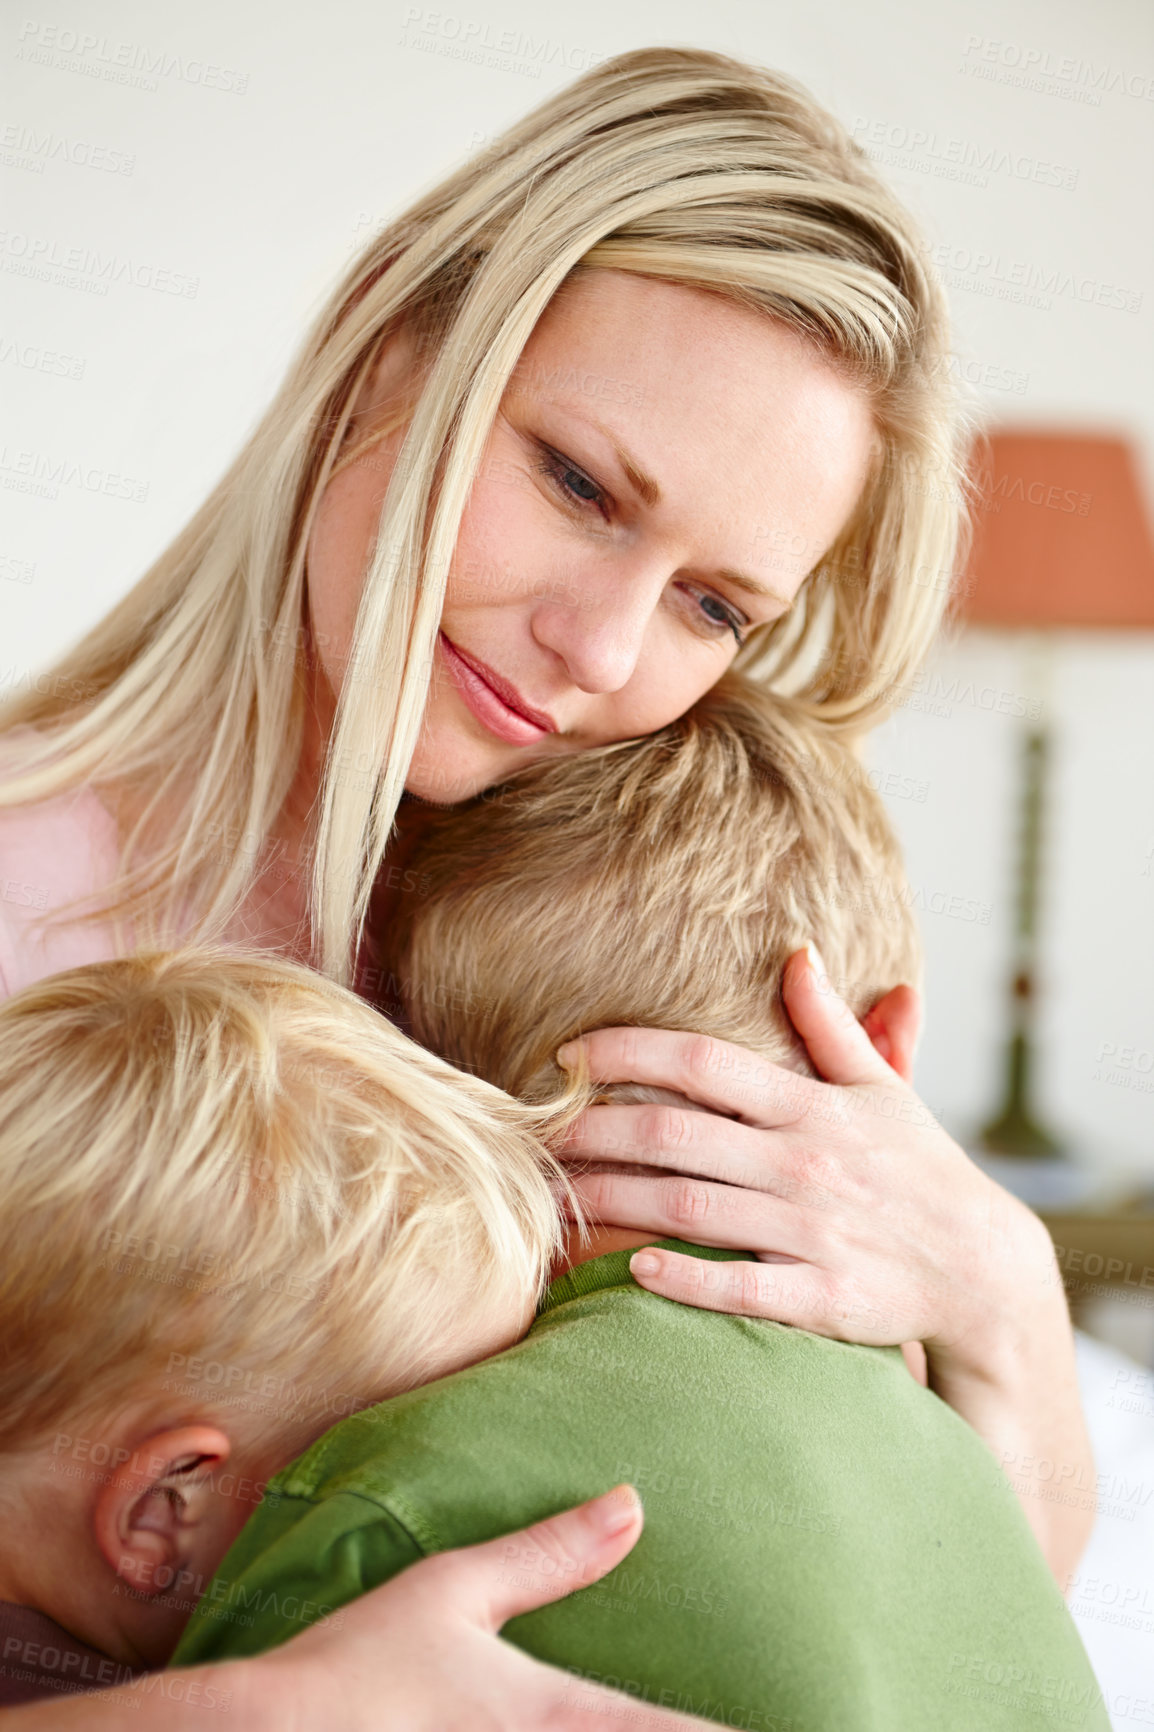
xmin=0 ymin=46 xmax=1092 ymax=1727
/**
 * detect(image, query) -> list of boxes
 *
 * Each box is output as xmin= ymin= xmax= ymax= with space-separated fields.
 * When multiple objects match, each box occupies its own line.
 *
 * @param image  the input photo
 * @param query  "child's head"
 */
xmin=0 ymin=946 xmax=565 ymax=1664
xmin=376 ymin=671 xmax=922 ymax=1104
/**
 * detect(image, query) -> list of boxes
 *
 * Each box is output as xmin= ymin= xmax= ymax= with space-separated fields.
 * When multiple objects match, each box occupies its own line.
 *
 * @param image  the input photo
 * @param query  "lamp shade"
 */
xmin=960 ymin=430 xmax=1154 ymax=627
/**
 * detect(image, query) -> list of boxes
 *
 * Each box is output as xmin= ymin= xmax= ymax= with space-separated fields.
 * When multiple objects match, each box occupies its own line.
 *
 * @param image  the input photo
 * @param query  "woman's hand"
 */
xmin=556 ymin=947 xmax=1051 ymax=1356
xmin=242 ymin=1483 xmax=714 ymax=1730
xmin=556 ymin=948 xmax=1095 ymax=1588
xmin=2 ymin=1489 xmax=714 ymax=1731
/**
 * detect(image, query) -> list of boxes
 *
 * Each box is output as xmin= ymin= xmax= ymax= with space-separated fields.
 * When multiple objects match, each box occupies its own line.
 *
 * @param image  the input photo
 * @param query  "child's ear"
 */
xmin=859 ymin=984 xmax=922 ymax=1083
xmin=91 ymin=1425 xmax=232 ymax=1598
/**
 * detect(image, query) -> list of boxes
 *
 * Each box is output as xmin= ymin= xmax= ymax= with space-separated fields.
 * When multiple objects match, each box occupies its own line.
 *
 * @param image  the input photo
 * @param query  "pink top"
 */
xmin=0 ymin=726 xmax=126 ymax=1001
xmin=0 ymin=726 xmax=365 ymax=1002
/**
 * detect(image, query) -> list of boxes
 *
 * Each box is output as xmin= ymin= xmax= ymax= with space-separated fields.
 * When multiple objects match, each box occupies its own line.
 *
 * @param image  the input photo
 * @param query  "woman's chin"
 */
xmin=403 ymin=736 xmax=509 ymax=806
xmin=404 ymin=701 xmax=558 ymax=804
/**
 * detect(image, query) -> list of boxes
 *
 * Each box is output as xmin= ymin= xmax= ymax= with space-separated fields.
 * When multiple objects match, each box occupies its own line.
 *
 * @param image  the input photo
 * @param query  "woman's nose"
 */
xmin=528 ymin=559 xmax=665 ymax=695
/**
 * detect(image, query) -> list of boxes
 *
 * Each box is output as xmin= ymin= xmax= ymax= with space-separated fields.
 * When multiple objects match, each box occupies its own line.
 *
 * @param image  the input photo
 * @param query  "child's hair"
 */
xmin=375 ymin=671 xmax=922 ymax=1105
xmin=0 ymin=948 xmax=571 ymax=1459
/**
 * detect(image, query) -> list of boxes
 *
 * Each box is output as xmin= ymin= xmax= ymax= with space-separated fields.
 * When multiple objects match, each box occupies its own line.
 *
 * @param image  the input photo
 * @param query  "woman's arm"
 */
xmin=0 ymin=1490 xmax=713 ymax=1731
xmin=556 ymin=948 xmax=1095 ymax=1588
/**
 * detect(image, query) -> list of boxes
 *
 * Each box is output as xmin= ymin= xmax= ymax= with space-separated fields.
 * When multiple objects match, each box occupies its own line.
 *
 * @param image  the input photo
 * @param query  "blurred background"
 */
xmin=4 ymin=0 xmax=1152 ymax=1333
xmin=4 ymin=3 xmax=1154 ymax=1713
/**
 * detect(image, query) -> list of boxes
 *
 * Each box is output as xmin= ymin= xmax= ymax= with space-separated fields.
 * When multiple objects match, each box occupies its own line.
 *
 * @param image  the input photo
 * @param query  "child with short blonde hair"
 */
xmin=376 ymin=669 xmax=922 ymax=1103
xmin=175 ymin=676 xmax=1106 ymax=1732
xmin=0 ymin=946 xmax=570 ymax=1703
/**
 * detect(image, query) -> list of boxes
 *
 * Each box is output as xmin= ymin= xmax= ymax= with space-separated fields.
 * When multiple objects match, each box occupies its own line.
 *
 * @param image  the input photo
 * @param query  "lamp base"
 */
xmin=977 ymin=1032 xmax=1065 ymax=1159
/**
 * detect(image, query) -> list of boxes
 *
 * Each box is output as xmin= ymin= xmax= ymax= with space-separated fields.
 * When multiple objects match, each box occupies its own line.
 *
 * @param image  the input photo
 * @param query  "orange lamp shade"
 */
xmin=960 ymin=431 xmax=1154 ymax=627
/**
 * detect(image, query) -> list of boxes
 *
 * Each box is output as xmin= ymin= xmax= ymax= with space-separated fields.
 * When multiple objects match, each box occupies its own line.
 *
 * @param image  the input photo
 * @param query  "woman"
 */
xmin=0 ymin=45 xmax=1091 ymax=1726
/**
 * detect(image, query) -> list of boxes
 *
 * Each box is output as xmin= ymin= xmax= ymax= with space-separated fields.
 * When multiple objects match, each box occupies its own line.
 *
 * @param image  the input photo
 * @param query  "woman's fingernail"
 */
xmin=805 ymin=941 xmax=828 ymax=982
xmin=556 ymin=1041 xmax=578 ymax=1068
xmin=630 ymin=1251 xmax=661 ymax=1279
xmin=590 ymin=1485 xmax=640 ymax=1536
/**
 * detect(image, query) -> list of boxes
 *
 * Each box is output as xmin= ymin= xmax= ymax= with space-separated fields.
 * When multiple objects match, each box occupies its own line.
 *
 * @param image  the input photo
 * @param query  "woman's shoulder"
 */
xmin=0 ymin=723 xmax=125 ymax=1000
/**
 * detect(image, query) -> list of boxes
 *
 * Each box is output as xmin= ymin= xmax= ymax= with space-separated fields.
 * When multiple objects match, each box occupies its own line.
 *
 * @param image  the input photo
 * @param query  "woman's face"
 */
xmin=306 ymin=268 xmax=877 ymax=803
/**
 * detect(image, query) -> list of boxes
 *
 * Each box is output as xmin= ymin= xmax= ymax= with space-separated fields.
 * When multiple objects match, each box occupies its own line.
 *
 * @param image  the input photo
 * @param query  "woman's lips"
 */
xmin=438 ymin=634 xmax=558 ymax=746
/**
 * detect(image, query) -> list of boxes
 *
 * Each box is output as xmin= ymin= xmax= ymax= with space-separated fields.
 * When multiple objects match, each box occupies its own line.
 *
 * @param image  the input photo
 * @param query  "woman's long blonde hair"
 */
xmin=0 ymin=46 xmax=968 ymax=987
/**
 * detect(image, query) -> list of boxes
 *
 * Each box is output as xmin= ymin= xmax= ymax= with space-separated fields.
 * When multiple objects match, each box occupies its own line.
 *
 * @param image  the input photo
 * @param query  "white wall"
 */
xmin=4 ymin=0 xmax=1153 ymax=1171
xmin=864 ymin=630 xmax=1154 ymax=1177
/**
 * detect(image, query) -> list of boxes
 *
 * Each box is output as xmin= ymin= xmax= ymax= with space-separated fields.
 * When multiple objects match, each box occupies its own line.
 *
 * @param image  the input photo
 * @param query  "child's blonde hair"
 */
xmin=373 ymin=672 xmax=922 ymax=1104
xmin=0 ymin=46 xmax=966 ymax=987
xmin=0 ymin=948 xmax=570 ymax=1459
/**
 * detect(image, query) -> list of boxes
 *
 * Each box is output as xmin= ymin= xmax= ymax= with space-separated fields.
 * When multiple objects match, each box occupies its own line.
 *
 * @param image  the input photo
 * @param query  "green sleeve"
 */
xmin=172 ymin=1490 xmax=424 ymax=1667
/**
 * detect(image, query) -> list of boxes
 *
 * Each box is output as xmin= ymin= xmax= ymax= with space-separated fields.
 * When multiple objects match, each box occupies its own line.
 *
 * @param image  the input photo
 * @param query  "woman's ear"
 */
xmin=91 ymin=1426 xmax=232 ymax=1598
xmin=332 ymin=322 xmax=424 ymax=478
xmin=859 ymin=984 xmax=922 ymax=1083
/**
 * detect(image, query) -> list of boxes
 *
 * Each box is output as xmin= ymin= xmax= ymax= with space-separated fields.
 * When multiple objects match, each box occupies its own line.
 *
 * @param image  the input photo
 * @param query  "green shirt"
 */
xmin=174 ymin=1239 xmax=1108 ymax=1730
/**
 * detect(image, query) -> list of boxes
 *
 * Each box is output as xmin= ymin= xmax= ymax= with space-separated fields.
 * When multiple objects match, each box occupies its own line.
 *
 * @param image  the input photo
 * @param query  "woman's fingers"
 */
xmin=564 ymin=1167 xmax=815 ymax=1256
xmin=416 ymin=1486 xmax=721 ymax=1729
xmin=557 ymin=1025 xmax=815 ymax=1127
xmin=265 ymin=1487 xmax=719 ymax=1730
xmin=627 ymin=1248 xmax=834 ymax=1328
xmin=562 ymin=1106 xmax=851 ymax=1216
xmin=435 ymin=1484 xmax=645 ymax=1627
xmin=560 ymin=1101 xmax=790 ymax=1191
xmin=627 ymin=1249 xmax=902 ymax=1340
xmin=545 ymin=1672 xmax=717 ymax=1729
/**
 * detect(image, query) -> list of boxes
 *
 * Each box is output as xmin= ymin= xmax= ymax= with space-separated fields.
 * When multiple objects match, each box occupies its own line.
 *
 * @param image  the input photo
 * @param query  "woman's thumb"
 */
xmin=441 ymin=1485 xmax=644 ymax=1631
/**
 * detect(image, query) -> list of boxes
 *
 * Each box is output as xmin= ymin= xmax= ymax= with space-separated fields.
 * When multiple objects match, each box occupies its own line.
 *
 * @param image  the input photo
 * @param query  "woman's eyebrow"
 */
xmin=562 ymin=407 xmax=662 ymax=507
xmin=715 ymin=567 xmax=794 ymax=608
xmin=560 ymin=408 xmax=794 ymax=608
xmin=612 ymin=438 xmax=662 ymax=510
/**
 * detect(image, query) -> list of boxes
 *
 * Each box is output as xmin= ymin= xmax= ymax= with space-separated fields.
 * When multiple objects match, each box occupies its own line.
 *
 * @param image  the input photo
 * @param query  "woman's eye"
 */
xmin=679 ymin=583 xmax=748 ymax=648
xmin=532 ymin=445 xmax=746 ymax=648
xmin=534 ymin=447 xmax=607 ymax=514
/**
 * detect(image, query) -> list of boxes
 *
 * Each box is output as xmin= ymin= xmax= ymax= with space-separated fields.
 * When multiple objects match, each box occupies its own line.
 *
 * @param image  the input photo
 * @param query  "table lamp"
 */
xmin=958 ymin=430 xmax=1154 ymax=1162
